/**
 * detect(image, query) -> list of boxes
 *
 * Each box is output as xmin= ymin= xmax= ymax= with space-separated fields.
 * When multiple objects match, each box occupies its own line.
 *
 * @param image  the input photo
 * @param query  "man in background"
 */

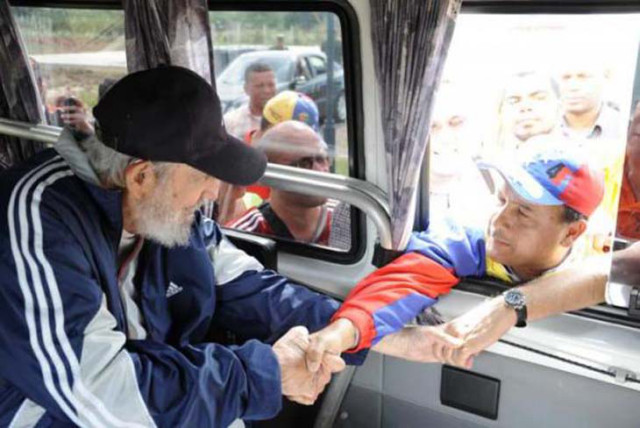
xmin=557 ymin=59 xmax=620 ymax=141
xmin=271 ymin=34 xmax=288 ymax=50
xmin=500 ymin=71 xmax=560 ymax=149
xmin=230 ymin=121 xmax=336 ymax=245
xmin=224 ymin=62 xmax=277 ymax=138
xmin=217 ymin=91 xmax=320 ymax=224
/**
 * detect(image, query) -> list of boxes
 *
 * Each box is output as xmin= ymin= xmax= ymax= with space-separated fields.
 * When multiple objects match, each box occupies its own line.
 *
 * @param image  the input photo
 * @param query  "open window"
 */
xmin=12 ymin=6 xmax=127 ymax=131
xmin=11 ymin=1 xmax=365 ymax=265
xmin=209 ymin=5 xmax=364 ymax=263
xmin=420 ymin=8 xmax=640 ymax=324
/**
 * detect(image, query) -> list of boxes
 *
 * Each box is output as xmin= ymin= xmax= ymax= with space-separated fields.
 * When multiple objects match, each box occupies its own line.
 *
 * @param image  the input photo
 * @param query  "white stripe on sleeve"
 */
xmin=9 ymin=158 xmax=154 ymax=427
xmin=208 ymin=236 xmax=264 ymax=286
xmin=8 ymin=399 xmax=46 ymax=428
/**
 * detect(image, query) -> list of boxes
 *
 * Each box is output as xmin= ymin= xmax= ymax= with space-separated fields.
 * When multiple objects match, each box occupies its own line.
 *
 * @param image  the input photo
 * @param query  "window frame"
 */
xmin=417 ymin=0 xmax=640 ymax=328
xmin=11 ymin=0 xmax=368 ymax=265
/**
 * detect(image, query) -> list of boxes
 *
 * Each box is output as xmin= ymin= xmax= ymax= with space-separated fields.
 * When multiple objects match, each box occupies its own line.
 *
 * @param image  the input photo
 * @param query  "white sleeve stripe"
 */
xmin=30 ymin=171 xmax=148 ymax=427
xmin=8 ymin=398 xmax=46 ymax=428
xmin=9 ymin=157 xmax=150 ymax=428
xmin=79 ymin=296 xmax=155 ymax=427
xmin=209 ymin=236 xmax=264 ymax=285
xmin=8 ymin=158 xmax=81 ymax=426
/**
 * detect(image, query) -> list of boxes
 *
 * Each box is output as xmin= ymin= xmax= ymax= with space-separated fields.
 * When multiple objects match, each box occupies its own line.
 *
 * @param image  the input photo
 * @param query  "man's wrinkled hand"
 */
xmin=437 ymin=297 xmax=516 ymax=369
xmin=372 ymin=324 xmax=463 ymax=363
xmin=306 ymin=318 xmax=358 ymax=373
xmin=272 ymin=326 xmax=346 ymax=406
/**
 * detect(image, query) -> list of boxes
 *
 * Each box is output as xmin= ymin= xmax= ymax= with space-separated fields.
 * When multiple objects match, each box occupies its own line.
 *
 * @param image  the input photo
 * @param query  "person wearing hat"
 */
xmin=236 ymin=89 xmax=320 ymax=149
xmin=302 ymin=150 xmax=609 ymax=371
xmin=217 ymin=90 xmax=321 ymax=224
xmin=0 ymin=66 xmax=374 ymax=427
xmin=229 ymin=121 xmax=337 ymax=246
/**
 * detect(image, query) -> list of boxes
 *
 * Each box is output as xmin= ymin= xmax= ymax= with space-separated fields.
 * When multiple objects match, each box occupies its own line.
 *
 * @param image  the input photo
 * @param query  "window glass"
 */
xmin=428 ymin=14 xmax=640 ymax=303
xmin=13 ymin=7 xmax=127 ymax=132
xmin=218 ymin=54 xmax=294 ymax=86
xmin=12 ymin=7 xmax=354 ymax=254
xmin=212 ymin=11 xmax=353 ymax=253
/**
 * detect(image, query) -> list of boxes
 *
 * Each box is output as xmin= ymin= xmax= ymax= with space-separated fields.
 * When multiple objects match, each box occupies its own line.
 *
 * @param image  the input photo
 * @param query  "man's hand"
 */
xmin=308 ymin=317 xmax=465 ymax=369
xmin=437 ymin=297 xmax=516 ymax=369
xmin=272 ymin=326 xmax=346 ymax=405
xmin=306 ymin=318 xmax=358 ymax=373
xmin=59 ymin=100 xmax=94 ymax=135
xmin=372 ymin=324 xmax=463 ymax=363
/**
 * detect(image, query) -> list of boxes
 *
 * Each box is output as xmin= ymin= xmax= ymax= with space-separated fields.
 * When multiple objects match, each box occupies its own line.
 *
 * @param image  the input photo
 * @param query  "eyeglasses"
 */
xmin=288 ymin=154 xmax=330 ymax=170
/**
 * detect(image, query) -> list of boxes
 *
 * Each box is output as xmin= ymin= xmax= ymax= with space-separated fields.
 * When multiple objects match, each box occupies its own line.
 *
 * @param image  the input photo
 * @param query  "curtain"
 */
xmin=370 ymin=0 xmax=461 ymax=249
xmin=0 ymin=0 xmax=46 ymax=170
xmin=123 ymin=0 xmax=215 ymax=86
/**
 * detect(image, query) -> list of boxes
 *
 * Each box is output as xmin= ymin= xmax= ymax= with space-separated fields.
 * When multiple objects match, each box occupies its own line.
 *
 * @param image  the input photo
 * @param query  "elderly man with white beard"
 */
xmin=0 ymin=66 xmax=394 ymax=428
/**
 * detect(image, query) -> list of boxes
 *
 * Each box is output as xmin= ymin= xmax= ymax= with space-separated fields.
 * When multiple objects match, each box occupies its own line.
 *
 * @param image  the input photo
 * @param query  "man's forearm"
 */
xmin=517 ymin=257 xmax=608 ymax=321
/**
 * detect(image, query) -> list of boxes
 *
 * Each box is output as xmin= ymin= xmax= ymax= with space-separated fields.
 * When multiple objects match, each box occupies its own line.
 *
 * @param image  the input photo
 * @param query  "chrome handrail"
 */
xmin=0 ymin=118 xmax=59 ymax=144
xmin=0 ymin=118 xmax=393 ymax=249
xmin=263 ymin=164 xmax=392 ymax=248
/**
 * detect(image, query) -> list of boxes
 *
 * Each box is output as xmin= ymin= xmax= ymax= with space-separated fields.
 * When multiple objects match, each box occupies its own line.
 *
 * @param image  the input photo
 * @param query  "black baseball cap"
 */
xmin=93 ymin=66 xmax=267 ymax=186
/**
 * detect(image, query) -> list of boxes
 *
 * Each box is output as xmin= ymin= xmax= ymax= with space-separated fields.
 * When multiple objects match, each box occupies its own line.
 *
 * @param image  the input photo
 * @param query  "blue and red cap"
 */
xmin=262 ymin=90 xmax=320 ymax=130
xmin=477 ymin=150 xmax=604 ymax=218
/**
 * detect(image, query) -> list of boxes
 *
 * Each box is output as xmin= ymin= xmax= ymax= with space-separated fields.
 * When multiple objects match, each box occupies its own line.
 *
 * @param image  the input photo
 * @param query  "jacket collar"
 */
xmin=53 ymin=129 xmax=124 ymax=242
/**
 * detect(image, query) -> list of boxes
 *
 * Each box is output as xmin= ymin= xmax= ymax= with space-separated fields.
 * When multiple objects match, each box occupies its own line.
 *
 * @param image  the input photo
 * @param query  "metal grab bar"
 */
xmin=0 ymin=118 xmax=394 ymax=249
xmin=0 ymin=118 xmax=59 ymax=144
xmin=263 ymin=164 xmax=392 ymax=248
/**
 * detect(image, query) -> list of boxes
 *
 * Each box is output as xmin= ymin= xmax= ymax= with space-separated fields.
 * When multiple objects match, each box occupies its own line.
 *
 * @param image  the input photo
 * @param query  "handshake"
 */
xmin=271 ymin=318 xmax=366 ymax=405
xmin=273 ymin=296 xmax=521 ymax=404
xmin=271 ymin=324 xmax=349 ymax=405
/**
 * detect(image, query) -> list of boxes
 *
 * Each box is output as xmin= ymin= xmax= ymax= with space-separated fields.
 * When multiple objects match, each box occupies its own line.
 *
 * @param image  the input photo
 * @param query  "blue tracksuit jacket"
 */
xmin=0 ymin=147 xmax=364 ymax=427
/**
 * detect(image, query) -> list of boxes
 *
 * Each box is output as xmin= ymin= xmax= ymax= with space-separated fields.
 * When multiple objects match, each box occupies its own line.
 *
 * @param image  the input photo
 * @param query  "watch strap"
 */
xmin=514 ymin=305 xmax=527 ymax=328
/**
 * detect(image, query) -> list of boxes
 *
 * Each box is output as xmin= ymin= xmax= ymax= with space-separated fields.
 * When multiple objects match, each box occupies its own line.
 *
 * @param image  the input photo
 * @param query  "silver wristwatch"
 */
xmin=502 ymin=289 xmax=527 ymax=328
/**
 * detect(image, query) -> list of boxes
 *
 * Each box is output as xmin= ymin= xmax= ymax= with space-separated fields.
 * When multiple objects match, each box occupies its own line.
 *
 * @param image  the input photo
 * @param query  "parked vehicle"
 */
xmin=216 ymin=49 xmax=346 ymax=122
xmin=213 ymin=45 xmax=266 ymax=76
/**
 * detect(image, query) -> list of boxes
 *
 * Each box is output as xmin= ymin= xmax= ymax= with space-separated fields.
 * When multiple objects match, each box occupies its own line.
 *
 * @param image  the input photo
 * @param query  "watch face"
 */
xmin=504 ymin=290 xmax=525 ymax=308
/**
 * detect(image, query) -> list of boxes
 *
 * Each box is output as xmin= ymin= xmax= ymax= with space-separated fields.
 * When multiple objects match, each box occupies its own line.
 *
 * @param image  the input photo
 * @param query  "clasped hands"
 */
xmin=272 ymin=325 xmax=346 ymax=406
xmin=273 ymin=297 xmax=516 ymax=405
xmin=375 ymin=297 xmax=517 ymax=368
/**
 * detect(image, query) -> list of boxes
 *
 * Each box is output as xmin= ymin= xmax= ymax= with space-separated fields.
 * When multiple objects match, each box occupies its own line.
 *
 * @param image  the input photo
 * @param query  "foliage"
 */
xmin=13 ymin=7 xmax=338 ymax=53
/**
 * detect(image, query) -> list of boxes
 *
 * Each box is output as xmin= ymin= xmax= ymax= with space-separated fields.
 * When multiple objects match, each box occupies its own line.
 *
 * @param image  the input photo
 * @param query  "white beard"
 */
xmin=135 ymin=185 xmax=194 ymax=248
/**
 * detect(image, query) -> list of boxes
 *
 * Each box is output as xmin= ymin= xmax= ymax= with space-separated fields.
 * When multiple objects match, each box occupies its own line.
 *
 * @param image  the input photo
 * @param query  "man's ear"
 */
xmin=124 ymin=161 xmax=156 ymax=200
xmin=561 ymin=219 xmax=588 ymax=247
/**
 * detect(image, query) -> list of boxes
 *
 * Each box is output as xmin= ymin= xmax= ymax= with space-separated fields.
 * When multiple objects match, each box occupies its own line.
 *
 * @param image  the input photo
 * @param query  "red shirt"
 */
xmin=229 ymin=201 xmax=336 ymax=246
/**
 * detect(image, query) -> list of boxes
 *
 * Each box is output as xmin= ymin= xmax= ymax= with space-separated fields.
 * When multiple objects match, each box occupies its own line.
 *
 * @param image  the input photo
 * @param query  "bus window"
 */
xmin=427 ymin=12 xmax=640 ymax=310
xmin=13 ymin=7 xmax=127 ymax=132
xmin=211 ymin=11 xmax=356 ymax=254
xmin=13 ymin=6 xmax=359 ymax=257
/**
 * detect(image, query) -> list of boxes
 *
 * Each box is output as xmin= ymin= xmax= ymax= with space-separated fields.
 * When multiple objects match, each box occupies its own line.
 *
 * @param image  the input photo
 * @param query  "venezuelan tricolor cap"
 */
xmin=263 ymin=90 xmax=320 ymax=130
xmin=476 ymin=150 xmax=604 ymax=218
